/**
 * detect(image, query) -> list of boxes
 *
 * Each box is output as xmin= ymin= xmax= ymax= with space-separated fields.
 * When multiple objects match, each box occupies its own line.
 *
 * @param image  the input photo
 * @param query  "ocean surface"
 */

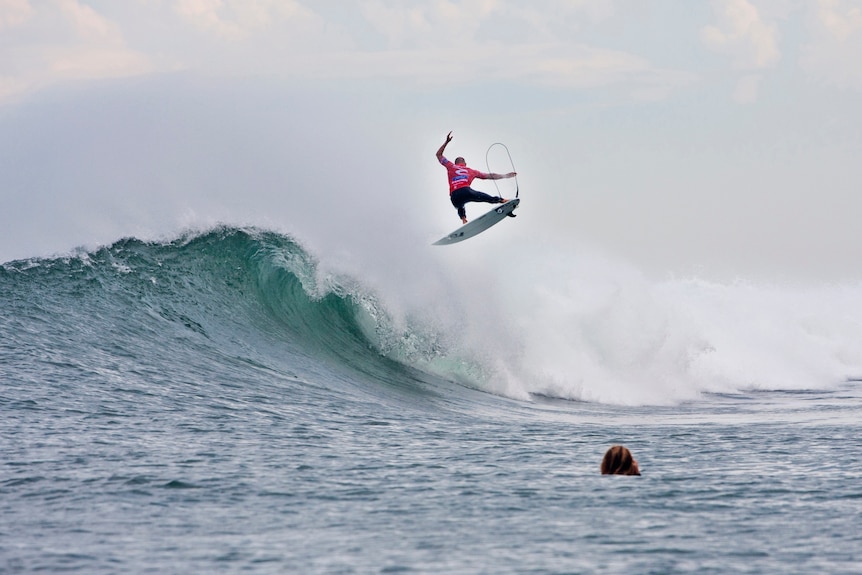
xmin=2 ymin=227 xmax=861 ymax=574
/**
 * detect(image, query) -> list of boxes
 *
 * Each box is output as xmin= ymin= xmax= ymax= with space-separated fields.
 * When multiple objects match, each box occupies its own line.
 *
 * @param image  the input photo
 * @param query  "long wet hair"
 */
xmin=601 ymin=445 xmax=641 ymax=476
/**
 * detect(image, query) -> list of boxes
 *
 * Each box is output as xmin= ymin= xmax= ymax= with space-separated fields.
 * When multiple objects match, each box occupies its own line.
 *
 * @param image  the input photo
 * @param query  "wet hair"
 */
xmin=601 ymin=445 xmax=641 ymax=476
xmin=454 ymin=157 xmax=466 ymax=165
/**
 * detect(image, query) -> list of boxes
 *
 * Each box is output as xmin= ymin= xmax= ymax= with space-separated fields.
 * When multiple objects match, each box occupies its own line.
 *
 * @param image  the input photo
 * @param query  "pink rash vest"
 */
xmin=439 ymin=156 xmax=489 ymax=194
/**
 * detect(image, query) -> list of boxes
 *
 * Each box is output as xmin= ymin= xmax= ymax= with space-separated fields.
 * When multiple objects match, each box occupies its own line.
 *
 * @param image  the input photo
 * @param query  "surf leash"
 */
xmin=486 ymin=142 xmax=519 ymax=199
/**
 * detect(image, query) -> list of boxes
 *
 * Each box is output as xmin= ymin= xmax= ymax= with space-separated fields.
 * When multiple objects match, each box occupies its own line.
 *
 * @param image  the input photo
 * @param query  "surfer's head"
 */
xmin=454 ymin=157 xmax=466 ymax=166
xmin=601 ymin=445 xmax=641 ymax=476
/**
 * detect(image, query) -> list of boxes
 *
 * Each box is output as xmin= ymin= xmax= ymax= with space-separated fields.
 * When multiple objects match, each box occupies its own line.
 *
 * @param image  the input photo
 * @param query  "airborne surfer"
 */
xmin=436 ymin=131 xmax=517 ymax=224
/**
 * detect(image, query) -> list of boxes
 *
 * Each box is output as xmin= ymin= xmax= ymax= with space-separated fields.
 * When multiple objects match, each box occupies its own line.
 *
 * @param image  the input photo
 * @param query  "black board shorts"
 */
xmin=450 ymin=187 xmax=500 ymax=218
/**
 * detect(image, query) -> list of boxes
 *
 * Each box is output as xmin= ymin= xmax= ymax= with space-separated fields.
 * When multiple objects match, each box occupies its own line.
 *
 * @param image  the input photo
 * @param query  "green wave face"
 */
xmin=0 ymin=226 xmax=471 ymax=405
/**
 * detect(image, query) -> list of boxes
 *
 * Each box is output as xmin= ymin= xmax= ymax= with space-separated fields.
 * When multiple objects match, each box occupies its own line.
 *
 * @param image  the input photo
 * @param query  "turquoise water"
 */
xmin=2 ymin=228 xmax=861 ymax=574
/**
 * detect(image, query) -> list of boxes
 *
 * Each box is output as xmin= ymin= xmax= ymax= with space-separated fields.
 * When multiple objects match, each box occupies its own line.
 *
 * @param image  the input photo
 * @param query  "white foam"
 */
xmin=341 ymin=237 xmax=862 ymax=405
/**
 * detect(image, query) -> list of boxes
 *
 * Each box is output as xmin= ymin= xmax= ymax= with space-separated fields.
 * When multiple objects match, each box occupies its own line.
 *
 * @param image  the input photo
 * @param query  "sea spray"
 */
xmin=319 ymin=236 xmax=862 ymax=405
xmin=456 ymin=244 xmax=862 ymax=404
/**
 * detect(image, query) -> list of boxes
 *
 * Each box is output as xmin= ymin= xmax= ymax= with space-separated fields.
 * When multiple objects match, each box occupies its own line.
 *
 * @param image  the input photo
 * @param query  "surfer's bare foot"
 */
xmin=499 ymin=198 xmax=509 ymax=203
xmin=461 ymin=217 xmax=468 ymax=224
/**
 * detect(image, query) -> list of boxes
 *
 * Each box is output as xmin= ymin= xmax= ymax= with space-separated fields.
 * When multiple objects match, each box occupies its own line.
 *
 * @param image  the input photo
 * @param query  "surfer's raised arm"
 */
xmin=479 ymin=171 xmax=517 ymax=180
xmin=436 ymin=131 xmax=453 ymax=160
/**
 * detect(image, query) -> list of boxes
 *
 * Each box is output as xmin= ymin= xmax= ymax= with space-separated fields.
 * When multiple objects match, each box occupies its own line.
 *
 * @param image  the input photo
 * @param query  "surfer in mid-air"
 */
xmin=436 ymin=131 xmax=517 ymax=224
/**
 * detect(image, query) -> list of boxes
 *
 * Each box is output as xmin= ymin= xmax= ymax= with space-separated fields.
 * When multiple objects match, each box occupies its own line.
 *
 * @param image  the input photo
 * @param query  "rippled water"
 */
xmin=5 ymin=383 xmax=862 ymax=573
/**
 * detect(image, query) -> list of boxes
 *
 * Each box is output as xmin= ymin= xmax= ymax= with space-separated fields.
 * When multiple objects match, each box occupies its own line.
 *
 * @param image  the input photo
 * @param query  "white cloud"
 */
xmin=57 ymin=0 xmax=116 ymax=40
xmin=0 ymin=0 xmax=32 ymax=29
xmin=172 ymin=0 xmax=314 ymax=39
xmin=816 ymin=0 xmax=862 ymax=40
xmin=800 ymin=0 xmax=862 ymax=90
xmin=280 ymin=40 xmax=693 ymax=101
xmin=0 ymin=1 xmax=152 ymax=103
xmin=357 ymin=0 xmax=499 ymax=49
xmin=354 ymin=0 xmax=617 ymax=50
xmin=174 ymin=0 xmax=241 ymax=38
xmin=0 ymin=1 xmax=692 ymax=104
xmin=702 ymin=0 xmax=781 ymax=69
xmin=47 ymin=46 xmax=152 ymax=78
xmin=317 ymin=1 xmax=683 ymax=95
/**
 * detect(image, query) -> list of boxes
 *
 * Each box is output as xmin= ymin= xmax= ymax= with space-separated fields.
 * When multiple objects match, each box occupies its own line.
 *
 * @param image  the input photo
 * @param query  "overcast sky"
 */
xmin=1 ymin=0 xmax=861 ymax=281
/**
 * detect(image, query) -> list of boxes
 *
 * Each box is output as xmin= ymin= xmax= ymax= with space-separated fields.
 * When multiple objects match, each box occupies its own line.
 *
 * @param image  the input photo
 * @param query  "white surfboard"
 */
xmin=433 ymin=198 xmax=520 ymax=246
